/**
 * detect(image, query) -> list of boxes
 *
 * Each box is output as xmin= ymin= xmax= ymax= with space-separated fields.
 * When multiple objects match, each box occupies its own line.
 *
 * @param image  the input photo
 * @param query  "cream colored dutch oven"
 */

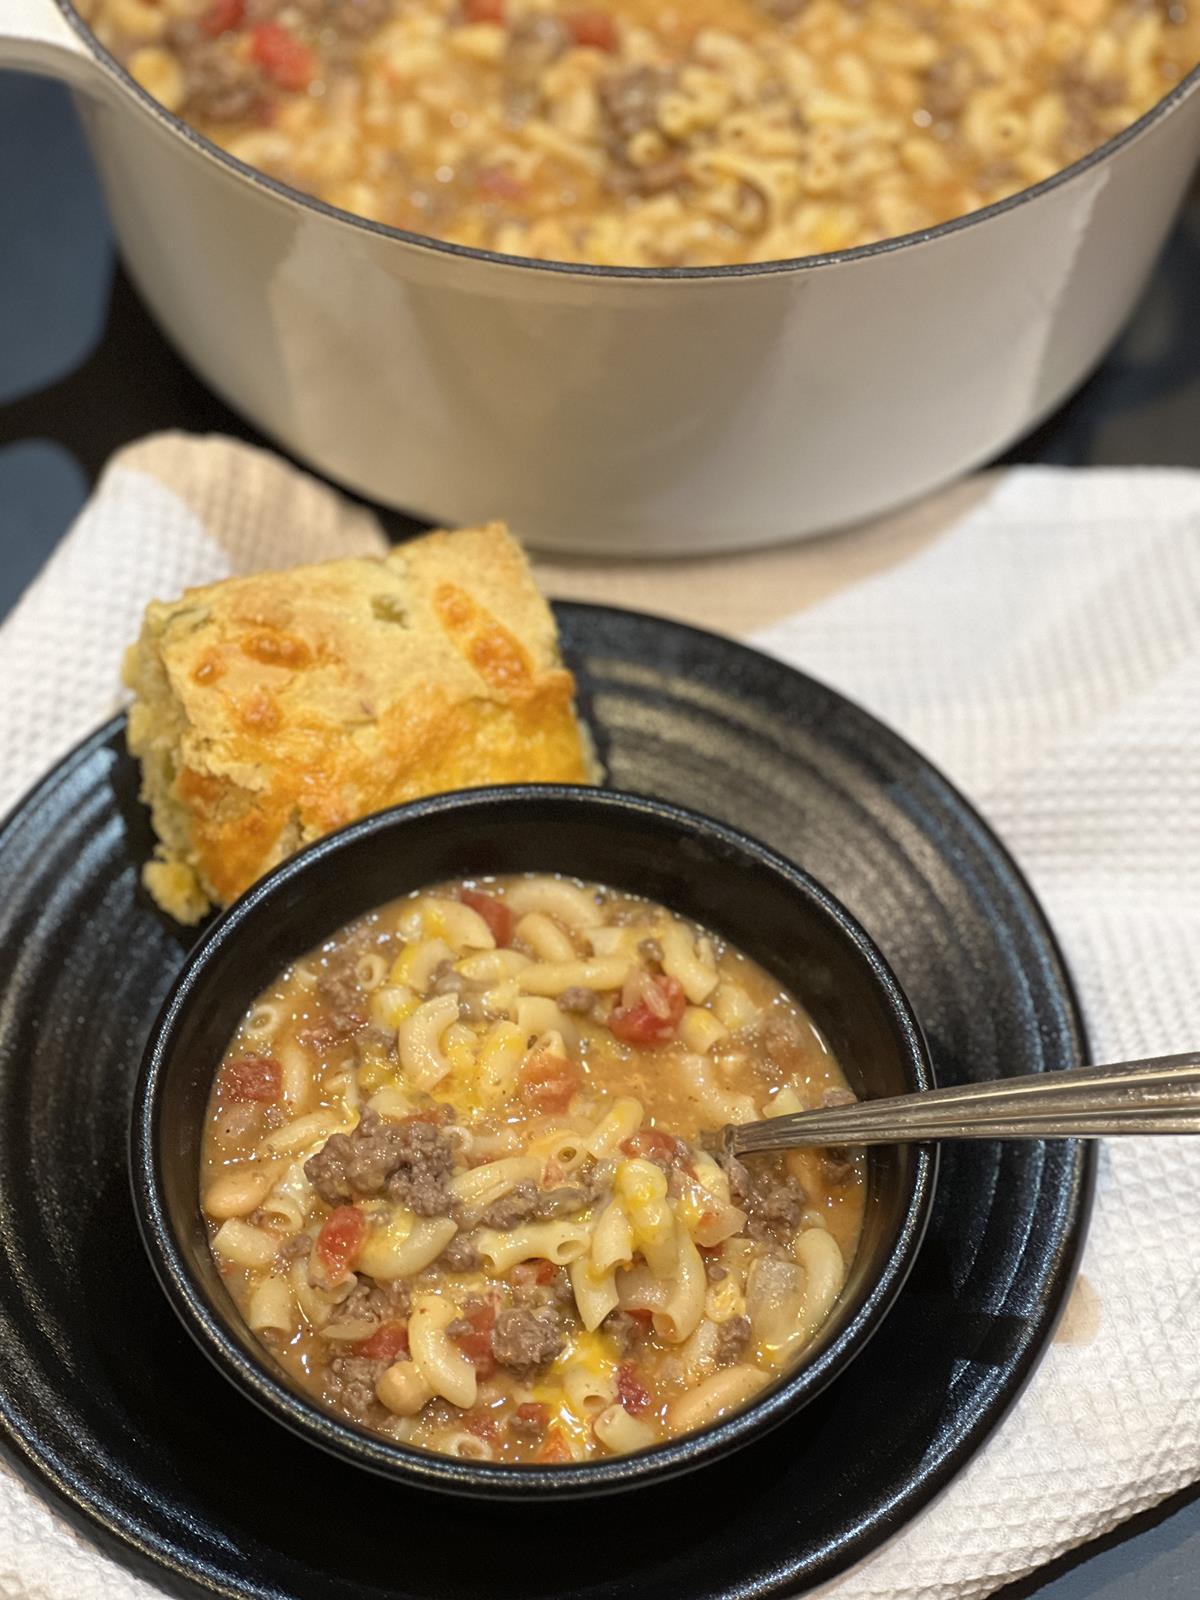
xmin=4 ymin=0 xmax=1200 ymax=554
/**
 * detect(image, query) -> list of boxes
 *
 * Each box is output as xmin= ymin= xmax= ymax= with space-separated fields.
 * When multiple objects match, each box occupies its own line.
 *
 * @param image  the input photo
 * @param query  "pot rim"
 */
xmin=58 ymin=0 xmax=1200 ymax=284
xmin=130 ymin=784 xmax=938 ymax=1500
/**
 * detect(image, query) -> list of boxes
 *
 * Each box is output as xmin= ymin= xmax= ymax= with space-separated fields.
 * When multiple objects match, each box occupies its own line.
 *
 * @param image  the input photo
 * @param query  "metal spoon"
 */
xmin=724 ymin=1052 xmax=1200 ymax=1157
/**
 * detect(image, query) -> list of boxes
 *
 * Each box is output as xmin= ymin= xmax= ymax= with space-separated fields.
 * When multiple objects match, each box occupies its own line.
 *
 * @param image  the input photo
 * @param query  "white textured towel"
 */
xmin=0 ymin=435 xmax=1197 ymax=1600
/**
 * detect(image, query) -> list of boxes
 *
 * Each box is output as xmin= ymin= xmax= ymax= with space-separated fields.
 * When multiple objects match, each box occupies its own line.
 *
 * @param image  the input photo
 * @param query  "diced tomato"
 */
xmin=456 ymin=1329 xmax=495 ymax=1375
xmin=316 ymin=1206 xmax=366 ymax=1278
xmin=249 ymin=22 xmax=315 ymax=90
xmin=510 ymin=1259 xmax=557 ymax=1290
xmin=616 ymin=1361 xmax=651 ymax=1416
xmin=463 ymin=1408 xmax=501 ymax=1439
xmin=518 ymin=1050 xmax=582 ymax=1114
xmin=621 ymin=1127 xmax=683 ymax=1162
xmin=535 ymin=1426 xmax=573 ymax=1463
xmin=460 ymin=888 xmax=514 ymax=947
xmin=608 ymin=975 xmax=686 ymax=1045
xmin=476 ymin=166 xmax=528 ymax=203
xmin=569 ymin=8 xmax=617 ymax=50
xmin=626 ymin=1307 xmax=654 ymax=1329
xmin=351 ymin=1320 xmax=409 ymax=1362
xmin=199 ymin=0 xmax=243 ymax=34
xmin=217 ymin=1054 xmax=281 ymax=1103
xmin=451 ymin=1297 xmax=498 ymax=1377
xmin=463 ymin=0 xmax=505 ymax=20
xmin=512 ymin=1400 xmax=549 ymax=1436
xmin=470 ymin=1299 xmax=498 ymax=1333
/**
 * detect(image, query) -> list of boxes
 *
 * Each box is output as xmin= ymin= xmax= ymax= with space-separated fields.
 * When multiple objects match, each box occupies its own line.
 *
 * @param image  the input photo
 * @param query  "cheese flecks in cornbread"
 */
xmin=123 ymin=524 xmax=597 ymax=923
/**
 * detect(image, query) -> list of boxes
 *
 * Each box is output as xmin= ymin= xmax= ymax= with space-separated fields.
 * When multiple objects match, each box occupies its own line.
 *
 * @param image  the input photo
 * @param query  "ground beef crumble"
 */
xmin=480 ymin=1182 xmax=589 ymax=1230
xmin=601 ymin=1307 xmax=646 ymax=1354
xmin=721 ymin=1148 xmax=805 ymax=1242
xmin=714 ymin=1314 xmax=752 ymax=1367
xmin=329 ymin=1274 xmax=411 ymax=1328
xmin=304 ymin=1110 xmax=456 ymax=1215
xmin=439 ymin=1233 xmax=481 ymax=1271
xmin=490 ymin=1306 xmax=565 ymax=1374
xmin=326 ymin=1354 xmax=388 ymax=1422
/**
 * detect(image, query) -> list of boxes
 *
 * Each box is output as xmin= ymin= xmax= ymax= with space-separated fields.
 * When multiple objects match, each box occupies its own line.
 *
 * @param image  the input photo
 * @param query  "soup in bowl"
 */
xmin=133 ymin=787 xmax=935 ymax=1496
xmin=202 ymin=871 xmax=867 ymax=1463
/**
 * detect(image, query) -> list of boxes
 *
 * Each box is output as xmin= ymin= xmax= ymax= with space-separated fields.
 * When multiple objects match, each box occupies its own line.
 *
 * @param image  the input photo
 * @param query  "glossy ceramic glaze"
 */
xmin=133 ymin=787 xmax=936 ymax=1499
xmin=0 ymin=605 xmax=1091 ymax=1595
xmin=3 ymin=0 xmax=1200 ymax=552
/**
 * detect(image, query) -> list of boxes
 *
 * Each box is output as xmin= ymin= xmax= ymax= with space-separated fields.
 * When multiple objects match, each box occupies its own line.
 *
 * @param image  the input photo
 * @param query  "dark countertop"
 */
xmin=1 ymin=67 xmax=1198 ymax=1600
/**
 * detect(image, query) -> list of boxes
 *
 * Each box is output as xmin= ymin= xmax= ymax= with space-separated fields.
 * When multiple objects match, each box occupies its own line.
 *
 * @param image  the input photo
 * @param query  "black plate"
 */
xmin=0 ymin=603 xmax=1091 ymax=1599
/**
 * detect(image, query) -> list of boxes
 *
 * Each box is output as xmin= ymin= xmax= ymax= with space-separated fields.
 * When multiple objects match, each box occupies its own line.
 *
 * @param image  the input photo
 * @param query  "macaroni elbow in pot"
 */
xmin=4 ymin=0 xmax=1200 ymax=550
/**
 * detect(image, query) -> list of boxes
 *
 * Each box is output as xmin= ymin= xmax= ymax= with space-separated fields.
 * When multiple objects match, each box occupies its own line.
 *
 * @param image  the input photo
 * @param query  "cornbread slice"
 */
xmin=124 ymin=523 xmax=596 ymax=923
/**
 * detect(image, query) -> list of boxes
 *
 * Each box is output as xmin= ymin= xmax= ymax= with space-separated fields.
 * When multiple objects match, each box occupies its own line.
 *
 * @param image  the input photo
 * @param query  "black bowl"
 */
xmin=130 ymin=786 xmax=937 ymax=1499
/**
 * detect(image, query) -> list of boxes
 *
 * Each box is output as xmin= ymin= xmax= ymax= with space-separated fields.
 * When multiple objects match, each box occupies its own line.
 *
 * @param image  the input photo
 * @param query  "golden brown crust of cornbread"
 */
xmin=124 ymin=523 xmax=596 ymax=922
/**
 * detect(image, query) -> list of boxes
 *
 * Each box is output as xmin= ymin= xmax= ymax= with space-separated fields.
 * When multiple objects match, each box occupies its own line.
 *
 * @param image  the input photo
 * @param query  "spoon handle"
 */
xmin=725 ymin=1052 xmax=1200 ymax=1154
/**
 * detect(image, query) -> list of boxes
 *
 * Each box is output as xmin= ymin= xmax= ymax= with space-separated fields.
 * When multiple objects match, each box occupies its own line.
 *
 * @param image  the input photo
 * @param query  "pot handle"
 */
xmin=0 ymin=0 xmax=99 ymax=87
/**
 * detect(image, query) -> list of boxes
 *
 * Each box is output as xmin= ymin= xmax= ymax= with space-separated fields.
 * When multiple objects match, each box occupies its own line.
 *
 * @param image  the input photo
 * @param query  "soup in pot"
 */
xmin=200 ymin=874 xmax=865 ymax=1463
xmin=84 ymin=0 xmax=1199 ymax=267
